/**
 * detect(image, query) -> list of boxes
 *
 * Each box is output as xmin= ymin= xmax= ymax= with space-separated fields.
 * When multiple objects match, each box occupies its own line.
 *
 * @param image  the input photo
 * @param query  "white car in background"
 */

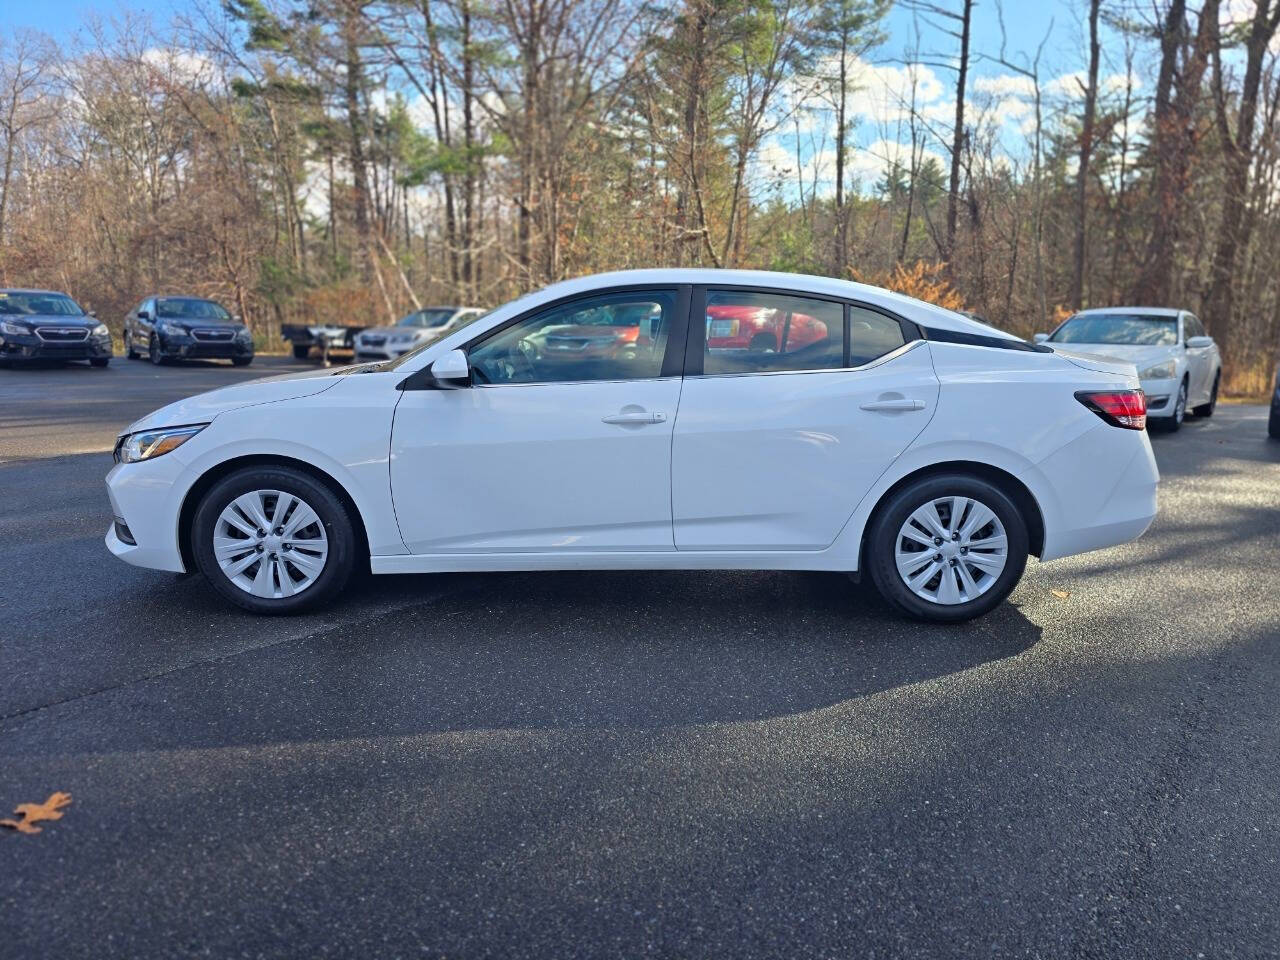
xmin=354 ymin=306 xmax=485 ymax=362
xmin=105 ymin=269 xmax=1159 ymax=624
xmin=1036 ymin=307 xmax=1221 ymax=431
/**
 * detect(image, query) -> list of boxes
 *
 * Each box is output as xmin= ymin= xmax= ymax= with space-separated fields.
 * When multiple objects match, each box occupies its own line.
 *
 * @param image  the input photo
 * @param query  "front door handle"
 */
xmin=860 ymin=399 xmax=925 ymax=412
xmin=602 ymin=411 xmax=666 ymax=425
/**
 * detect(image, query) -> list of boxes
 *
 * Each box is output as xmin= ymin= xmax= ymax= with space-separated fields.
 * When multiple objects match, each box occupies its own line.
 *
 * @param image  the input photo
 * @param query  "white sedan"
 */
xmin=353 ymin=306 xmax=484 ymax=362
xmin=1036 ymin=307 xmax=1221 ymax=431
xmin=105 ymin=269 xmax=1158 ymax=623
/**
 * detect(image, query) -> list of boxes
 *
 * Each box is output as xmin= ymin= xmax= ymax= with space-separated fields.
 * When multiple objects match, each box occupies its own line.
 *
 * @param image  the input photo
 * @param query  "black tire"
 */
xmin=1192 ymin=372 xmax=1219 ymax=418
xmin=149 ymin=335 xmax=167 ymax=365
xmin=1268 ymin=401 xmax=1280 ymax=440
xmin=231 ymin=356 xmax=253 ymax=367
xmin=292 ymin=344 xmax=311 ymax=360
xmin=125 ymin=330 xmax=140 ymax=359
xmin=865 ymin=474 xmax=1030 ymax=623
xmin=191 ymin=466 xmax=357 ymax=615
xmin=90 ymin=357 xmax=109 ymax=368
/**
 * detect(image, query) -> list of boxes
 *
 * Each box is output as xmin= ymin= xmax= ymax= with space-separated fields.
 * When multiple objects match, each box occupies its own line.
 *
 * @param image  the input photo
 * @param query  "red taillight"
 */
xmin=1076 ymin=390 xmax=1147 ymax=430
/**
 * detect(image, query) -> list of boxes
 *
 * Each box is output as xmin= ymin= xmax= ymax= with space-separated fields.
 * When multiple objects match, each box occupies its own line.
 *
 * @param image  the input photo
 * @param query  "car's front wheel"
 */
xmin=191 ymin=466 xmax=357 ymax=614
xmin=865 ymin=474 xmax=1030 ymax=623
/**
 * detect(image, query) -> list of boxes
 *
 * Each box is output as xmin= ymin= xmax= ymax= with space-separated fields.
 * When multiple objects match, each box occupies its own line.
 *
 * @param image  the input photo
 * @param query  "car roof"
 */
xmin=530 ymin=269 xmax=1017 ymax=340
xmin=1073 ymin=306 xmax=1183 ymax=317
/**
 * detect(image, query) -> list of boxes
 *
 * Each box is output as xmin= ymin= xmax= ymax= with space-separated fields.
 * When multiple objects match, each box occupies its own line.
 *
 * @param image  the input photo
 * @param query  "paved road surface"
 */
xmin=2 ymin=356 xmax=1279 ymax=958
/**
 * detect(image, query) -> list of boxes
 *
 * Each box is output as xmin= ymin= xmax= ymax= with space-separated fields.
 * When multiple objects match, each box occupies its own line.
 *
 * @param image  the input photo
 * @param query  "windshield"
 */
xmin=399 ymin=309 xmax=460 ymax=328
xmin=379 ymin=308 xmax=493 ymax=371
xmin=1050 ymin=313 xmax=1178 ymax=346
xmin=156 ymin=298 xmax=233 ymax=322
xmin=0 ymin=291 xmax=85 ymax=316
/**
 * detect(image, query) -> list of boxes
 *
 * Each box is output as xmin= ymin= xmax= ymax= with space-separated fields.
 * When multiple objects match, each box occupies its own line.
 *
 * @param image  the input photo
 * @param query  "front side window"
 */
xmin=703 ymin=290 xmax=844 ymax=374
xmin=1050 ymin=313 xmax=1178 ymax=346
xmin=469 ymin=290 xmax=675 ymax=385
xmin=1184 ymin=314 xmax=1205 ymax=339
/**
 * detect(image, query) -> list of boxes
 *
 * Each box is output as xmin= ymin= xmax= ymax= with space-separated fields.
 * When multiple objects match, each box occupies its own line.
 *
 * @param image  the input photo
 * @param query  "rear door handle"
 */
xmin=602 ymin=411 xmax=666 ymax=425
xmin=859 ymin=399 xmax=925 ymax=412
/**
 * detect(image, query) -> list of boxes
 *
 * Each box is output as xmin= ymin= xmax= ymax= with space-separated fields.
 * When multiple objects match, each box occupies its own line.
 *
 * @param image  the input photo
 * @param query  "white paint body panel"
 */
xmin=105 ymin=269 xmax=1159 ymax=585
xmin=390 ymin=377 xmax=682 ymax=553
xmin=671 ymin=343 xmax=939 ymax=550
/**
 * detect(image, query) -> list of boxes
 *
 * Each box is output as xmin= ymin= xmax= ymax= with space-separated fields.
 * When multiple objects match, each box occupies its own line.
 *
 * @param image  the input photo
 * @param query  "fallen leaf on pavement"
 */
xmin=0 ymin=792 xmax=72 ymax=835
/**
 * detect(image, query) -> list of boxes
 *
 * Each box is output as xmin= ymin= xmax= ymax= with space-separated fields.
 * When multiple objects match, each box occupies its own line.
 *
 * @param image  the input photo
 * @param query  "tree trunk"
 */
xmin=1069 ymin=0 xmax=1101 ymax=310
xmin=945 ymin=0 xmax=973 ymax=266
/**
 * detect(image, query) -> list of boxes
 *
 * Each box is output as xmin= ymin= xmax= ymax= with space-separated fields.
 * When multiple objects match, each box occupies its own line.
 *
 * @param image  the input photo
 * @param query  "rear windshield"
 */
xmin=0 ymin=292 xmax=85 ymax=316
xmin=156 ymin=298 xmax=232 ymax=321
xmin=1050 ymin=314 xmax=1178 ymax=346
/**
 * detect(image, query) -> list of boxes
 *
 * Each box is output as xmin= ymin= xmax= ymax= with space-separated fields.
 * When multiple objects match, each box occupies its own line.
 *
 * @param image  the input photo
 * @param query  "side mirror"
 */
xmin=428 ymin=348 xmax=471 ymax=388
xmin=88 ymin=310 xmax=97 ymax=318
xmin=137 ymin=311 xmax=148 ymax=320
xmin=232 ymin=315 xmax=242 ymax=324
xmin=1186 ymin=335 xmax=1213 ymax=348
xmin=1033 ymin=333 xmax=1049 ymax=343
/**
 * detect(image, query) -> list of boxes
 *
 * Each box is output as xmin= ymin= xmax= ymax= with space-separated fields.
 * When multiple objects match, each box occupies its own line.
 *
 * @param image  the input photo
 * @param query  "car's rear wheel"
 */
xmin=865 ymin=474 xmax=1029 ymax=623
xmin=1192 ymin=372 xmax=1219 ymax=417
xmin=90 ymin=357 xmax=109 ymax=368
xmin=191 ymin=466 xmax=357 ymax=614
xmin=292 ymin=344 xmax=310 ymax=360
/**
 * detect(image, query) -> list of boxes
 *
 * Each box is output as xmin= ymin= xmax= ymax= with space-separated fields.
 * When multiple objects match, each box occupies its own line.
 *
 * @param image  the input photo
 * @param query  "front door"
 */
xmin=671 ymin=289 xmax=939 ymax=551
xmin=390 ymin=287 xmax=687 ymax=554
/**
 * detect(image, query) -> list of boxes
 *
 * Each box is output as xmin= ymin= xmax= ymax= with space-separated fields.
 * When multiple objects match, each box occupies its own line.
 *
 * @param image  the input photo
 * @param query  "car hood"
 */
xmin=121 ymin=366 xmax=346 ymax=436
xmin=1051 ymin=342 xmax=1175 ymax=366
xmin=4 ymin=313 xmax=96 ymax=327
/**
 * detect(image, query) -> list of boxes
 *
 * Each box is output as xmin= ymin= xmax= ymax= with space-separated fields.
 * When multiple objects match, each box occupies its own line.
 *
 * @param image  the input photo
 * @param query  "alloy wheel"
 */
xmin=1174 ymin=381 xmax=1187 ymax=424
xmin=893 ymin=496 xmax=1009 ymax=605
xmin=213 ymin=489 xmax=329 ymax=599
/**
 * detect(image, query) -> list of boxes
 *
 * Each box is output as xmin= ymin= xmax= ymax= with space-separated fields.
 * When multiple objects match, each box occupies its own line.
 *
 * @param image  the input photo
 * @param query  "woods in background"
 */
xmin=0 ymin=0 xmax=1278 ymax=392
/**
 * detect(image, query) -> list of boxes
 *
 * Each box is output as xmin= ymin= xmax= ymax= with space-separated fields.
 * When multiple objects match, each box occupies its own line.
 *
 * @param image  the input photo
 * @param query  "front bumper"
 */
xmin=1 ymin=331 xmax=112 ymax=361
xmin=354 ymin=340 xmax=419 ymax=362
xmin=1139 ymin=376 xmax=1178 ymax=417
xmin=104 ymin=459 xmax=188 ymax=573
xmin=154 ymin=332 xmax=253 ymax=360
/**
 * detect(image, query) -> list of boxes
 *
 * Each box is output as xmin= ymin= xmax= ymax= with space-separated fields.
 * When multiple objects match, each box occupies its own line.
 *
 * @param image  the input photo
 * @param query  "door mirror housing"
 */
xmin=137 ymin=311 xmax=149 ymax=320
xmin=428 ymin=348 xmax=471 ymax=388
xmin=1186 ymin=335 xmax=1213 ymax=349
xmin=1033 ymin=332 xmax=1049 ymax=343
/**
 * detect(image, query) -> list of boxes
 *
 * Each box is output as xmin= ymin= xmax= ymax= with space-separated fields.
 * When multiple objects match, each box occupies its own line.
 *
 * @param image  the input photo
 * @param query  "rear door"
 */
xmin=670 ymin=287 xmax=939 ymax=552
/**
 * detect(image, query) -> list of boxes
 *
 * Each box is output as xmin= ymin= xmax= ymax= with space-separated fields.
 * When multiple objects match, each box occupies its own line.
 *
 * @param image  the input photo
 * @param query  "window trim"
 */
xmin=687 ymin=284 xmax=917 ymax=378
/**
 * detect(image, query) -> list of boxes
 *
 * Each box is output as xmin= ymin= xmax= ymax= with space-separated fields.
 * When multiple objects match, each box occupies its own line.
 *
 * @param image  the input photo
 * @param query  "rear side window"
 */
xmin=703 ymin=290 xmax=843 ymax=374
xmin=848 ymin=305 xmax=907 ymax=366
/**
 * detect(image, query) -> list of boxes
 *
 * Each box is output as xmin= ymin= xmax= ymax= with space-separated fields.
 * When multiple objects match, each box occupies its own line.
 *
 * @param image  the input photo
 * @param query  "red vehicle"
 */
xmin=705 ymin=303 xmax=829 ymax=354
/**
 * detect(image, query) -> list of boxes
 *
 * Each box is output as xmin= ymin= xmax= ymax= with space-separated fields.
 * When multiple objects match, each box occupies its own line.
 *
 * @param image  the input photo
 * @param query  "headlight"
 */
xmin=234 ymin=327 xmax=252 ymax=341
xmin=1 ymin=320 xmax=30 ymax=336
xmin=1139 ymin=360 xmax=1177 ymax=380
xmin=116 ymin=424 xmax=207 ymax=464
xmin=92 ymin=323 xmax=110 ymax=337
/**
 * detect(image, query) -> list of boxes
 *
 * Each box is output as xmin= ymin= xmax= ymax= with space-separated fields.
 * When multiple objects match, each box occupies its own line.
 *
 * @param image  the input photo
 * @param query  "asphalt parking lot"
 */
xmin=2 ymin=356 xmax=1279 ymax=959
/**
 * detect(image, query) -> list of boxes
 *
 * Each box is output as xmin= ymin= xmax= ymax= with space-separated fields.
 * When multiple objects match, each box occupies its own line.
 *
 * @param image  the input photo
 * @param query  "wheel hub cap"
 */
xmin=213 ymin=489 xmax=328 ymax=599
xmin=894 ymin=496 xmax=1008 ymax=606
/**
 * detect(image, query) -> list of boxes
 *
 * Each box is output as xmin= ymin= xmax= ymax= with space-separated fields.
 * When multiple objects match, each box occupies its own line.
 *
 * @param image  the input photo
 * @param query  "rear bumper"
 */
xmin=1038 ymin=426 xmax=1159 ymax=561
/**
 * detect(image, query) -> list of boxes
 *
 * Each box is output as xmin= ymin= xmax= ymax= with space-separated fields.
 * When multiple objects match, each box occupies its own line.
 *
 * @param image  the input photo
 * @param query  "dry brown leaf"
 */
xmin=1051 ymin=589 xmax=1070 ymax=599
xmin=0 ymin=792 xmax=72 ymax=835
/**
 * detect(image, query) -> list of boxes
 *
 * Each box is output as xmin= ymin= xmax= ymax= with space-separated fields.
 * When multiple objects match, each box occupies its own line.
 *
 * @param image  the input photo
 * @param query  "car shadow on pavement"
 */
xmin=5 ymin=567 xmax=1043 ymax=754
